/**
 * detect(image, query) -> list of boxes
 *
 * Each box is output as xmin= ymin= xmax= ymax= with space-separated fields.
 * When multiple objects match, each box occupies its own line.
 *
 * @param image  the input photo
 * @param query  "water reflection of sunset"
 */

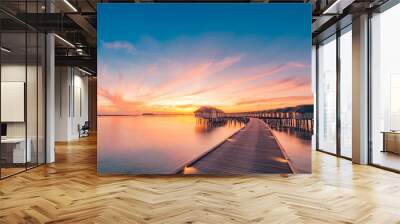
xmin=195 ymin=119 xmax=245 ymax=133
xmin=98 ymin=115 xmax=243 ymax=174
xmin=271 ymin=127 xmax=312 ymax=173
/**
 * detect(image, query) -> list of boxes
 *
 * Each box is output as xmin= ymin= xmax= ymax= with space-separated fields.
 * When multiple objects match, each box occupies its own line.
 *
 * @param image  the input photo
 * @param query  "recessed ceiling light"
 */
xmin=78 ymin=67 xmax=93 ymax=76
xmin=322 ymin=0 xmax=354 ymax=15
xmin=63 ymin=0 xmax=78 ymax=12
xmin=54 ymin=34 xmax=75 ymax=48
xmin=1 ymin=47 xmax=11 ymax=53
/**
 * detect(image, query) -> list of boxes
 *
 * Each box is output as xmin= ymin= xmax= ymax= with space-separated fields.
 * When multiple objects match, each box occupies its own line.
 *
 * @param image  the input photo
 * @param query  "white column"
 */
xmin=46 ymin=33 xmax=55 ymax=163
xmin=352 ymin=14 xmax=369 ymax=164
xmin=45 ymin=0 xmax=56 ymax=163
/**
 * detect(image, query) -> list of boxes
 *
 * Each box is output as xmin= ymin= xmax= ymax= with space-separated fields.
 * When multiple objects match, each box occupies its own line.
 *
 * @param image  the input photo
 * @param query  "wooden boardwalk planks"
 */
xmin=183 ymin=118 xmax=293 ymax=174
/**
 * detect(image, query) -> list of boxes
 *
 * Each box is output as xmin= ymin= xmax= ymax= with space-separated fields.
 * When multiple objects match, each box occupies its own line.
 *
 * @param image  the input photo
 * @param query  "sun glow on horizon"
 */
xmin=97 ymin=58 xmax=313 ymax=115
xmin=97 ymin=5 xmax=312 ymax=116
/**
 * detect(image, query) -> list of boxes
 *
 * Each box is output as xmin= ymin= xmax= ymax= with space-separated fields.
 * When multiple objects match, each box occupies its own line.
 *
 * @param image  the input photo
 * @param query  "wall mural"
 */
xmin=97 ymin=4 xmax=313 ymax=174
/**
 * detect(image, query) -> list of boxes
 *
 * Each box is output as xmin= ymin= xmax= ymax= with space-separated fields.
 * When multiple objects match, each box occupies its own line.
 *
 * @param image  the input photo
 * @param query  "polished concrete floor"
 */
xmin=0 ymin=135 xmax=400 ymax=223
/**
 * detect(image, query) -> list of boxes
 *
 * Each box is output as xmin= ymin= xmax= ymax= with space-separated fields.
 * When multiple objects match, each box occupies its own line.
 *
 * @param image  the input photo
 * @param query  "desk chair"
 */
xmin=79 ymin=121 xmax=90 ymax=138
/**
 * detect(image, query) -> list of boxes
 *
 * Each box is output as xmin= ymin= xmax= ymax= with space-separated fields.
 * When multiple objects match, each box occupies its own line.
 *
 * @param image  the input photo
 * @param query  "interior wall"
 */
xmin=55 ymin=66 xmax=69 ymax=141
xmin=55 ymin=66 xmax=89 ymax=141
xmin=71 ymin=72 xmax=89 ymax=138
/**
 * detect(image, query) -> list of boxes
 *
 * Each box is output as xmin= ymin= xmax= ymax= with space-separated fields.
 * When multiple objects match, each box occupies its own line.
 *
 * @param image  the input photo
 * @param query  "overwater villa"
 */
xmin=194 ymin=106 xmax=226 ymax=119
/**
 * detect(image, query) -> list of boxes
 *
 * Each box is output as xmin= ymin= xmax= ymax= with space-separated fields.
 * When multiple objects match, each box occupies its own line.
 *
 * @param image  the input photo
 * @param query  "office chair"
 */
xmin=79 ymin=121 xmax=90 ymax=138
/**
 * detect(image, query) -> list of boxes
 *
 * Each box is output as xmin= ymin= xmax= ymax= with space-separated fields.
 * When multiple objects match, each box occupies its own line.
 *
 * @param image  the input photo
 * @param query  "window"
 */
xmin=317 ymin=35 xmax=337 ymax=154
xmin=339 ymin=27 xmax=352 ymax=158
xmin=370 ymin=3 xmax=400 ymax=171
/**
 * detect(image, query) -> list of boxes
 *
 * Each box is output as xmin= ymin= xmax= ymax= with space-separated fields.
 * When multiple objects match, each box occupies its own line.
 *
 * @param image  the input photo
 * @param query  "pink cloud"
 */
xmin=139 ymin=55 xmax=243 ymax=100
xmin=162 ymin=55 xmax=242 ymax=88
xmin=287 ymin=62 xmax=308 ymax=68
xmin=229 ymin=75 xmax=311 ymax=97
xmin=236 ymin=95 xmax=313 ymax=106
xmin=98 ymin=87 xmax=146 ymax=115
xmin=98 ymin=56 xmax=311 ymax=114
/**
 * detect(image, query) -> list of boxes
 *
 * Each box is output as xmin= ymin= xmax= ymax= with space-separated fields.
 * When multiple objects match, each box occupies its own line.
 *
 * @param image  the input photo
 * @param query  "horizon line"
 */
xmin=98 ymin=103 xmax=314 ymax=117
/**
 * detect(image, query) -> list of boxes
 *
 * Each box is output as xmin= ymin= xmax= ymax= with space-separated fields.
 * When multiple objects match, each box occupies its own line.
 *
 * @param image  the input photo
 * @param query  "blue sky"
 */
xmin=98 ymin=4 xmax=311 ymax=62
xmin=97 ymin=4 xmax=312 ymax=115
xmin=98 ymin=4 xmax=310 ymax=41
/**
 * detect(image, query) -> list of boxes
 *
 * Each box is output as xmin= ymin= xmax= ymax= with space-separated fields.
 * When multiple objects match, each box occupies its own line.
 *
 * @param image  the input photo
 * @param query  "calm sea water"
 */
xmin=270 ymin=127 xmax=312 ymax=173
xmin=98 ymin=115 xmax=245 ymax=174
xmin=98 ymin=115 xmax=312 ymax=174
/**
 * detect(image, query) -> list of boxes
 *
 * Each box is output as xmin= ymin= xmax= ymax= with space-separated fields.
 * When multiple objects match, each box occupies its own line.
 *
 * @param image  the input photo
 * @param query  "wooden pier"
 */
xmin=177 ymin=118 xmax=293 ymax=174
xmin=194 ymin=105 xmax=314 ymax=133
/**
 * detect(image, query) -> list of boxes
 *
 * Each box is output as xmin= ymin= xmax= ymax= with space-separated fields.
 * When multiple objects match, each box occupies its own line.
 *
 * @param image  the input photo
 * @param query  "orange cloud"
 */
xmin=154 ymin=55 xmax=242 ymax=93
xmin=98 ymin=56 xmax=311 ymax=115
xmin=225 ymin=75 xmax=311 ymax=99
xmin=98 ymin=87 xmax=145 ymax=115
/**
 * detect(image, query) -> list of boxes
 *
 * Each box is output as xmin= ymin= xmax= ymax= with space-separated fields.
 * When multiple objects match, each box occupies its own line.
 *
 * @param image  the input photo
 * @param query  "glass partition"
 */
xmin=1 ymin=30 xmax=28 ymax=177
xmin=27 ymin=31 xmax=38 ymax=169
xmin=0 ymin=2 xmax=46 ymax=179
xmin=317 ymin=35 xmax=337 ymax=154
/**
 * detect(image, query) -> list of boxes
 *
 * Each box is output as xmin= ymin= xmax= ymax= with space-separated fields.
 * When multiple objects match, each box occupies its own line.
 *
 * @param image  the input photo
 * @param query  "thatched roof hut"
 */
xmin=194 ymin=106 xmax=225 ymax=119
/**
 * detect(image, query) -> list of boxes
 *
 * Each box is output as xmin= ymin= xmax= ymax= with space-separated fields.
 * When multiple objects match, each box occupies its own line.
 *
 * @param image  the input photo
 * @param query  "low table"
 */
xmin=381 ymin=131 xmax=400 ymax=154
xmin=1 ymin=138 xmax=32 ymax=164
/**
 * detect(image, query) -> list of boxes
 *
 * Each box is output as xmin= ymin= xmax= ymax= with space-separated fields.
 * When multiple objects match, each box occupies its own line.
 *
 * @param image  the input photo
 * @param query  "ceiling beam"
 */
xmin=55 ymin=55 xmax=96 ymax=72
xmin=67 ymin=13 xmax=97 ymax=45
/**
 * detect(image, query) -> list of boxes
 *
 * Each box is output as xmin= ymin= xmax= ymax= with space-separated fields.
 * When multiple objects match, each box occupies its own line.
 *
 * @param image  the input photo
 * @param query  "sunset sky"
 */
xmin=97 ymin=4 xmax=312 ymax=115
